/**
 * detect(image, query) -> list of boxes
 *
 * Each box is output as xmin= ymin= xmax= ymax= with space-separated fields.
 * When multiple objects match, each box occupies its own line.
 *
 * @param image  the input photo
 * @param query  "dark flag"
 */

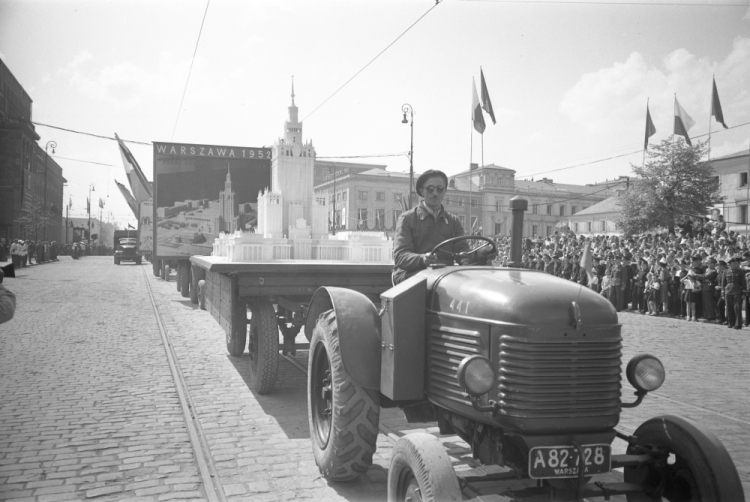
xmin=480 ymin=69 xmax=496 ymax=125
xmin=644 ymin=104 xmax=656 ymax=150
xmin=128 ymin=223 xmax=135 ymax=229
xmin=712 ymin=78 xmax=728 ymax=129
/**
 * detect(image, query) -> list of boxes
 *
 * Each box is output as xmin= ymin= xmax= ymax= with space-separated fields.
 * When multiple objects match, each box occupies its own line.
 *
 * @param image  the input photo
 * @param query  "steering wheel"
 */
xmin=431 ymin=235 xmax=497 ymax=266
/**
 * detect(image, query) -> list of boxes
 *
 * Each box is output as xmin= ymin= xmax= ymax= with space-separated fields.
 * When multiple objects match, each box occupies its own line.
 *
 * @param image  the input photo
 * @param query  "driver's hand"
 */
xmin=423 ymin=253 xmax=438 ymax=266
xmin=476 ymin=246 xmax=493 ymax=257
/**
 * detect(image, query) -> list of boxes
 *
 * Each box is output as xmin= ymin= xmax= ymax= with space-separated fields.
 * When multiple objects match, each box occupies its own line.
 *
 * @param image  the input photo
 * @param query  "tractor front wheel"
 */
xmin=624 ymin=415 xmax=744 ymax=502
xmin=387 ymin=433 xmax=461 ymax=502
xmin=308 ymin=310 xmax=380 ymax=481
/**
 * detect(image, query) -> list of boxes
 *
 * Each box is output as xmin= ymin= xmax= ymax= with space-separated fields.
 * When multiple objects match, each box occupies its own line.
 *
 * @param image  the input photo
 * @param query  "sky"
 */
xmin=1 ymin=0 xmax=749 ymax=229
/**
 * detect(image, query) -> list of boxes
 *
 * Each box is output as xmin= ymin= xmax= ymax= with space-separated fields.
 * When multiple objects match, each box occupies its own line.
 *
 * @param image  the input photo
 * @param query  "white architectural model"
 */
xmin=212 ymin=81 xmax=391 ymax=263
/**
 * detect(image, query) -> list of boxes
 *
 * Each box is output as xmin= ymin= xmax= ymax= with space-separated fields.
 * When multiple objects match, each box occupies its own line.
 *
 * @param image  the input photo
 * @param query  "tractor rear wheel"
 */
xmin=247 ymin=301 xmax=278 ymax=393
xmin=388 ymin=433 xmax=461 ymax=502
xmin=308 ymin=310 xmax=380 ymax=481
xmin=624 ymin=415 xmax=744 ymax=502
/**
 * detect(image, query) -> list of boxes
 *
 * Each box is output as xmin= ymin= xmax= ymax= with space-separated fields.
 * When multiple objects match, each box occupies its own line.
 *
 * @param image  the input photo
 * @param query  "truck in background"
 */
xmin=113 ymin=230 xmax=141 ymax=265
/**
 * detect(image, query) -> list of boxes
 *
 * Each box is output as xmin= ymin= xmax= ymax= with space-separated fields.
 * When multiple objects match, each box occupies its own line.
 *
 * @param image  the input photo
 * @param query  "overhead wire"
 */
xmin=171 ymin=0 xmax=211 ymax=142
xmin=301 ymin=0 xmax=443 ymax=122
xmin=459 ymin=0 xmax=749 ymax=6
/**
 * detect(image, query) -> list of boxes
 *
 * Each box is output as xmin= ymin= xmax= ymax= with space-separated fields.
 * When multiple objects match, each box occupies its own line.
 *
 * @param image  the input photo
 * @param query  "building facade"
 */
xmin=313 ymin=162 xmax=615 ymax=238
xmin=0 ymin=58 xmax=66 ymax=242
xmin=710 ymin=150 xmax=750 ymax=234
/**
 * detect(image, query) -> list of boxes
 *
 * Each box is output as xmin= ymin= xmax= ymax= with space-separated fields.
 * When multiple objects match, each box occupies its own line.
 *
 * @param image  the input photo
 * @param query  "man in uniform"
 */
xmin=715 ymin=260 xmax=727 ymax=324
xmin=393 ymin=169 xmax=493 ymax=285
xmin=721 ymin=256 xmax=746 ymax=329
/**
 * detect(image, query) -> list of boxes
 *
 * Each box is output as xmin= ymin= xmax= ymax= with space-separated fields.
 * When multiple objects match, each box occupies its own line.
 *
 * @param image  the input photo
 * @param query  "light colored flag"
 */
xmin=98 ymin=197 xmax=104 ymax=209
xmin=673 ymin=96 xmax=696 ymax=146
xmin=115 ymin=133 xmax=152 ymax=205
xmin=115 ymin=179 xmax=139 ymax=218
xmin=580 ymin=240 xmax=594 ymax=283
xmin=68 ymin=195 xmax=72 ymax=209
xmin=644 ymin=104 xmax=656 ymax=150
xmin=472 ymin=78 xmax=486 ymax=134
xmin=712 ymin=78 xmax=728 ymax=129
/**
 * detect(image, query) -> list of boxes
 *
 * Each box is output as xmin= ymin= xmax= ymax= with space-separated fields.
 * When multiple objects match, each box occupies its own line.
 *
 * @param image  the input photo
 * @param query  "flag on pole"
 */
xmin=644 ymin=104 xmax=656 ymax=150
xmin=712 ymin=78 xmax=728 ymax=129
xmin=98 ymin=197 xmax=104 ymax=209
xmin=480 ymin=69 xmax=496 ymax=125
xmin=580 ymin=240 xmax=594 ymax=283
xmin=115 ymin=179 xmax=139 ymax=218
xmin=128 ymin=223 xmax=135 ymax=230
xmin=68 ymin=195 xmax=72 ymax=209
xmin=87 ymin=197 xmax=90 ymax=213
xmin=472 ymin=78 xmax=486 ymax=134
xmin=673 ymin=96 xmax=696 ymax=146
xmin=115 ymin=133 xmax=153 ymax=205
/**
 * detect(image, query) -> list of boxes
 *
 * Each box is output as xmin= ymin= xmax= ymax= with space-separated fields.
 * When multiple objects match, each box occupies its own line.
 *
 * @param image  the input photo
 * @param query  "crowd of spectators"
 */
xmin=0 ymin=239 xmax=114 ymax=266
xmin=486 ymin=214 xmax=750 ymax=327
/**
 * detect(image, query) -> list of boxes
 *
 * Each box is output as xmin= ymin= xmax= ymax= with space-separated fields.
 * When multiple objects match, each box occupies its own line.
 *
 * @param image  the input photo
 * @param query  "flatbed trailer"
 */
xmin=190 ymin=256 xmax=393 ymax=394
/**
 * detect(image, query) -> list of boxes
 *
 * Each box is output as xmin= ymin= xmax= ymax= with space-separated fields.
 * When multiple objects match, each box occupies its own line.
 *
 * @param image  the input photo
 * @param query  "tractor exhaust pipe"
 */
xmin=508 ymin=196 xmax=528 ymax=268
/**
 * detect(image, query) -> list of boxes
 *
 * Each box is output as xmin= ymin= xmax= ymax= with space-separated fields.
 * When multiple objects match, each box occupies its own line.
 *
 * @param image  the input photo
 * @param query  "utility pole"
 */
xmin=44 ymin=141 xmax=56 ymax=241
xmin=402 ymin=104 xmax=414 ymax=209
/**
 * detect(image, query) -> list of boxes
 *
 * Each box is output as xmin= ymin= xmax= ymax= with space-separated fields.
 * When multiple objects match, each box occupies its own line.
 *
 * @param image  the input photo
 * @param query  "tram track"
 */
xmin=142 ymin=265 xmax=227 ymax=502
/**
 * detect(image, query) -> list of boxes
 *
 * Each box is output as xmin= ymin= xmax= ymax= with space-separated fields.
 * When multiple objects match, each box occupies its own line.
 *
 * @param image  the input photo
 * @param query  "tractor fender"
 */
xmin=306 ymin=287 xmax=381 ymax=390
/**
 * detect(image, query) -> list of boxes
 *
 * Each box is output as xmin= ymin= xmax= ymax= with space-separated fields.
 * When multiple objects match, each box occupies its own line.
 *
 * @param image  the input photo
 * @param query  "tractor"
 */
xmin=304 ymin=197 xmax=744 ymax=502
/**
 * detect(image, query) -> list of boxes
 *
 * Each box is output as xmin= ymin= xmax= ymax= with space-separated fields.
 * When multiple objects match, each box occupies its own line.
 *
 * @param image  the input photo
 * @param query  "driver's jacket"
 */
xmin=393 ymin=203 xmax=469 ymax=284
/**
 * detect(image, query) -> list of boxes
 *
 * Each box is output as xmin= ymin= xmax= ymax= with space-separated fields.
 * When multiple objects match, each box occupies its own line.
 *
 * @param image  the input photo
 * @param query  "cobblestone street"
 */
xmin=1 ymin=257 xmax=748 ymax=501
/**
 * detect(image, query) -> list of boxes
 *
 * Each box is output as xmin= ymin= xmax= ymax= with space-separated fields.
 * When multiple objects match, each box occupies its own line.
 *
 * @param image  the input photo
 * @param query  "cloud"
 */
xmin=744 ymin=6 xmax=750 ymax=20
xmin=560 ymin=38 xmax=750 ymax=142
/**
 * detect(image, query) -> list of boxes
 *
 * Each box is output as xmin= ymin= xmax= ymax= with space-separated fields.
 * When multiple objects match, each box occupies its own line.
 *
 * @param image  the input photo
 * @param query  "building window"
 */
xmin=532 ymin=204 xmax=538 ymax=215
xmin=571 ymin=206 xmax=577 ymax=215
xmin=458 ymin=215 xmax=466 ymax=227
xmin=546 ymin=225 xmax=553 ymax=236
xmin=358 ymin=190 xmax=368 ymax=201
xmin=560 ymin=206 xmax=565 ymax=216
xmin=741 ymin=205 xmax=748 ymax=225
xmin=336 ymin=192 xmax=341 ymax=201
xmin=547 ymin=205 xmax=552 ymax=215
xmin=342 ymin=190 xmax=347 ymax=201
xmin=587 ymin=222 xmax=592 ymax=232
xmin=458 ymin=198 xmax=464 ymax=207
xmin=495 ymin=198 xmax=504 ymax=212
xmin=494 ymin=223 xmax=502 ymax=235
xmin=600 ymin=221 xmax=606 ymax=232
xmin=532 ymin=225 xmax=539 ymax=237
xmin=375 ymin=208 xmax=386 ymax=228
xmin=375 ymin=192 xmax=385 ymax=202
xmin=357 ymin=208 xmax=368 ymax=227
xmin=741 ymin=173 xmax=748 ymax=188
xmin=445 ymin=197 xmax=452 ymax=206
xmin=471 ymin=198 xmax=478 ymax=208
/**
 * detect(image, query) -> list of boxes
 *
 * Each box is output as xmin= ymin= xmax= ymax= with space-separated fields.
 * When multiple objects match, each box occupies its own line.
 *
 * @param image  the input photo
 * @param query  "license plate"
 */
xmin=528 ymin=444 xmax=611 ymax=479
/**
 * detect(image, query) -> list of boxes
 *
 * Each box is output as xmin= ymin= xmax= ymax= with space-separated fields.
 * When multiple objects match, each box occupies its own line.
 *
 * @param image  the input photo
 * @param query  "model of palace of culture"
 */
xmin=214 ymin=82 xmax=391 ymax=263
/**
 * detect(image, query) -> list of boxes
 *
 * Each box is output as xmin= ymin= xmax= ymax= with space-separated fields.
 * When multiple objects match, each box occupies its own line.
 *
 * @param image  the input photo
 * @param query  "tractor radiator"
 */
xmin=496 ymin=334 xmax=622 ymax=419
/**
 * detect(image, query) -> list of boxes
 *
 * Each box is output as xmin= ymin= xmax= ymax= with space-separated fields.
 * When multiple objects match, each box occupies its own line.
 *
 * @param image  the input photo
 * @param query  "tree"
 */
xmin=617 ymin=137 xmax=723 ymax=236
xmin=15 ymin=200 xmax=51 ymax=241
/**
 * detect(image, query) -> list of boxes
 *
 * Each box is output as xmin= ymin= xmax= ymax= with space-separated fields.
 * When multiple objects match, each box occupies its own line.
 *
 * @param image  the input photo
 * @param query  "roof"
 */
xmin=358 ymin=168 xmax=410 ymax=178
xmin=711 ymin=149 xmax=749 ymax=162
xmin=570 ymin=196 xmax=621 ymax=216
xmin=514 ymin=179 xmax=614 ymax=196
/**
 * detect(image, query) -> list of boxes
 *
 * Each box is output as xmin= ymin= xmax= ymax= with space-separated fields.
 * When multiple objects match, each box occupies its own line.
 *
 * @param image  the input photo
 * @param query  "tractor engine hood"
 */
xmin=425 ymin=267 xmax=618 ymax=327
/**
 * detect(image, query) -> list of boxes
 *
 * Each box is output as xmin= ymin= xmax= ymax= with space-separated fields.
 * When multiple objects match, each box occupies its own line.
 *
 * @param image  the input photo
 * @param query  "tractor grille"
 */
xmin=496 ymin=334 xmax=622 ymax=419
xmin=428 ymin=325 xmax=484 ymax=407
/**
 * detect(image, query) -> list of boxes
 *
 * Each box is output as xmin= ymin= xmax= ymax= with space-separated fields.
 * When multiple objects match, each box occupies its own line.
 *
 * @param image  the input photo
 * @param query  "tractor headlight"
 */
xmin=457 ymin=356 xmax=496 ymax=397
xmin=626 ymin=354 xmax=665 ymax=393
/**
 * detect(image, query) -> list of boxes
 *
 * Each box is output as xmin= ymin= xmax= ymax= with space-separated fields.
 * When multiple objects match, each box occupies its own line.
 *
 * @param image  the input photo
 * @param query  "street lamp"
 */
xmin=330 ymin=163 xmax=337 ymax=235
xmin=44 ymin=141 xmax=56 ymax=241
xmin=401 ymin=104 xmax=414 ymax=209
xmin=88 ymin=183 xmax=95 ymax=252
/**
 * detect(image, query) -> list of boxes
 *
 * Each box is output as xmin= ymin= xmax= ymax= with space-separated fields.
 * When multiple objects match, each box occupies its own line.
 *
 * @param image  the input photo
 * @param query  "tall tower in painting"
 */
xmin=271 ymin=77 xmax=317 ymax=233
xmin=219 ymin=164 xmax=235 ymax=232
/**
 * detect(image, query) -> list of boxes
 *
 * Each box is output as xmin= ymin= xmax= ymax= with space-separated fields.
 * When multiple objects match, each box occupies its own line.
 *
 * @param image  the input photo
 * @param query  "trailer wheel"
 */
xmin=247 ymin=301 xmax=278 ymax=393
xmin=624 ymin=415 xmax=744 ymax=502
xmin=308 ymin=310 xmax=380 ymax=481
xmin=153 ymin=260 xmax=160 ymax=277
xmin=189 ymin=265 xmax=201 ymax=305
xmin=180 ymin=263 xmax=190 ymax=298
xmin=388 ymin=433 xmax=461 ymax=502
xmin=176 ymin=264 xmax=182 ymax=292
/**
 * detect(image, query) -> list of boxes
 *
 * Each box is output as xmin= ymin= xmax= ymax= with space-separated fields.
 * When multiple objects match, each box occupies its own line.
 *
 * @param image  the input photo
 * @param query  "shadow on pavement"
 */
xmin=175 ymin=299 xmax=199 ymax=310
xmin=323 ymin=464 xmax=388 ymax=502
xmin=227 ymin=353 xmax=310 ymax=440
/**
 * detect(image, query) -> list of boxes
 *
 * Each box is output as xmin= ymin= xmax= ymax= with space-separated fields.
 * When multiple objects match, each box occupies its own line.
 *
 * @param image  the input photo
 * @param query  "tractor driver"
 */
xmin=392 ymin=169 xmax=494 ymax=285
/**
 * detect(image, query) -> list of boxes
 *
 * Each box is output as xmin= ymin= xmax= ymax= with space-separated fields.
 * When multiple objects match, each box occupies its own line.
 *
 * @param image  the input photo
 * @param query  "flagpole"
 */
xmin=469 ymin=117 xmax=473 ymax=233
xmin=708 ymin=75 xmax=713 ymax=162
xmin=643 ymin=97 xmax=649 ymax=168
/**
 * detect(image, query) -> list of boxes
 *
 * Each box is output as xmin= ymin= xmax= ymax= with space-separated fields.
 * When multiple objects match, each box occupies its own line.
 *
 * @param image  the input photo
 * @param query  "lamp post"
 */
xmin=401 ymin=104 xmax=414 ymax=209
xmin=87 ymin=183 xmax=95 ymax=253
xmin=44 ymin=141 xmax=56 ymax=241
xmin=330 ymin=163 xmax=337 ymax=235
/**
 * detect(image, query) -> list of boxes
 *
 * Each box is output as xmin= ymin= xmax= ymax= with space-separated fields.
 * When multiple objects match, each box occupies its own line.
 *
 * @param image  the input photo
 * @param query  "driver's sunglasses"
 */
xmin=424 ymin=185 xmax=446 ymax=194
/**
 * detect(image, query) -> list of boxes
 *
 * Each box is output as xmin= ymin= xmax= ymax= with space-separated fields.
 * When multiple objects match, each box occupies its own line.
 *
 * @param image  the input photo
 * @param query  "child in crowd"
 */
xmin=646 ymin=273 xmax=660 ymax=316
